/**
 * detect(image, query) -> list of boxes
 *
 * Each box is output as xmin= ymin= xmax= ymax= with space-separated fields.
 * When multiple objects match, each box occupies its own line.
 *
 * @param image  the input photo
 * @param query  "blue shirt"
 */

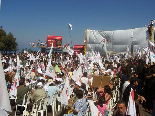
xmin=64 ymin=97 xmax=87 ymax=116
xmin=47 ymin=86 xmax=60 ymax=105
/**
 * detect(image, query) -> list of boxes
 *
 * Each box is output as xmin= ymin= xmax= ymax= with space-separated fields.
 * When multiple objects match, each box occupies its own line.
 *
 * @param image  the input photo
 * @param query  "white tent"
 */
xmin=86 ymin=27 xmax=150 ymax=55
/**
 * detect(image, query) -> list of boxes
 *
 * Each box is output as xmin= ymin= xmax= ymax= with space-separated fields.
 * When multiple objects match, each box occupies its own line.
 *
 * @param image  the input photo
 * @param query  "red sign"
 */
xmin=47 ymin=35 xmax=62 ymax=47
xmin=73 ymin=45 xmax=84 ymax=55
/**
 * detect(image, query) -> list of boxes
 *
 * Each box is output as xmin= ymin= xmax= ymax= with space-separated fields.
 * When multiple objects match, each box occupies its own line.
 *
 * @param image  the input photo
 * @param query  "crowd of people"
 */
xmin=1 ymin=50 xmax=155 ymax=116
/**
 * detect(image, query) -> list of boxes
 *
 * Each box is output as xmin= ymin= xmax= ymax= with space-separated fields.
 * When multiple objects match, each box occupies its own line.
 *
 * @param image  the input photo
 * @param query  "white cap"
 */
xmin=37 ymin=82 xmax=43 ymax=87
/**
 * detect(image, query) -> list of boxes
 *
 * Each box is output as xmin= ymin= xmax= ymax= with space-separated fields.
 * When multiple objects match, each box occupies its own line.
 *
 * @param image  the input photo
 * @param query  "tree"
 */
xmin=21 ymin=48 xmax=24 ymax=54
xmin=0 ymin=29 xmax=18 ymax=53
xmin=28 ymin=48 xmax=33 ymax=53
xmin=0 ymin=29 xmax=6 ymax=52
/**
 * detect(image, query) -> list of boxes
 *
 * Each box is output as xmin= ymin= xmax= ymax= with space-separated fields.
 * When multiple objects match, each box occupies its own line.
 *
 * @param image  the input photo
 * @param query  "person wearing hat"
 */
xmin=30 ymin=82 xmax=47 ymax=103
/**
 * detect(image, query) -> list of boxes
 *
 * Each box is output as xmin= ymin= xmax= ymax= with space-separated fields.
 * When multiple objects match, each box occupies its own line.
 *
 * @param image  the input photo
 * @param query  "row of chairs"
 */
xmin=22 ymin=92 xmax=62 ymax=116
xmin=50 ymin=92 xmax=63 ymax=116
xmin=28 ymin=97 xmax=49 ymax=116
xmin=12 ymin=81 xmax=65 ymax=116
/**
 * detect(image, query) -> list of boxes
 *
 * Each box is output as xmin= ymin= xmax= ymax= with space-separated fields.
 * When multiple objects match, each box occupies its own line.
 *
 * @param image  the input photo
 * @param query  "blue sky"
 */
xmin=1 ymin=0 xmax=155 ymax=52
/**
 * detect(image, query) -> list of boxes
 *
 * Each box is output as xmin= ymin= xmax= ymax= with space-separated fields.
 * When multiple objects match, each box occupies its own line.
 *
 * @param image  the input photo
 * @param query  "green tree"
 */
xmin=0 ymin=29 xmax=18 ymax=53
xmin=25 ymin=48 xmax=27 ymax=52
xmin=0 ymin=29 xmax=6 ymax=52
xmin=28 ymin=48 xmax=33 ymax=53
xmin=21 ymin=48 xmax=24 ymax=54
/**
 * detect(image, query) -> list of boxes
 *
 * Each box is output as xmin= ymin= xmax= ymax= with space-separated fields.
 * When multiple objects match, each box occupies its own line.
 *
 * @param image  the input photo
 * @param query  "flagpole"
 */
xmin=68 ymin=30 xmax=71 ymax=45
xmin=84 ymin=28 xmax=87 ymax=55
xmin=68 ymin=23 xmax=72 ymax=46
xmin=69 ymin=30 xmax=71 ymax=39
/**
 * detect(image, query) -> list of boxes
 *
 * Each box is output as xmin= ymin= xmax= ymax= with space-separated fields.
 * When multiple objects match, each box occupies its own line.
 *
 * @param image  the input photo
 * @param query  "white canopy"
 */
xmin=86 ymin=27 xmax=150 ymax=55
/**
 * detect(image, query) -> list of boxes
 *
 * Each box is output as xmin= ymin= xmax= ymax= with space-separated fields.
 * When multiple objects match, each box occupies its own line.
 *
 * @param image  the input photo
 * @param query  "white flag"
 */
xmin=46 ymin=64 xmax=56 ymax=81
xmin=60 ymin=77 xmax=72 ymax=105
xmin=71 ymin=66 xmax=83 ymax=82
xmin=49 ymin=43 xmax=53 ymax=59
xmin=68 ymin=48 xmax=74 ymax=56
xmin=0 ymin=54 xmax=12 ymax=114
xmin=150 ymin=51 xmax=155 ymax=63
xmin=126 ymin=88 xmax=136 ymax=116
xmin=45 ymin=43 xmax=56 ymax=80
xmin=16 ymin=55 xmax=20 ymax=86
xmin=9 ymin=77 xmax=17 ymax=99
xmin=9 ymin=57 xmax=12 ymax=65
xmin=68 ymin=23 xmax=72 ymax=30
xmin=88 ymin=100 xmax=102 ymax=116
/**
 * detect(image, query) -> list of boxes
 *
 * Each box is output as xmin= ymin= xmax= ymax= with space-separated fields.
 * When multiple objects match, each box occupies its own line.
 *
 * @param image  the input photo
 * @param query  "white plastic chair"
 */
xmin=50 ymin=92 xmax=58 ymax=116
xmin=37 ymin=97 xmax=49 ymax=116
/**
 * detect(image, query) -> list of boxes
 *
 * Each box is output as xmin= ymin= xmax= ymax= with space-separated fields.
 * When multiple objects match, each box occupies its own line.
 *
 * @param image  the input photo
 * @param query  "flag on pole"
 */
xmin=9 ymin=55 xmax=20 ymax=99
xmin=126 ymin=88 xmax=136 ymax=116
xmin=0 ymin=0 xmax=1 ymax=14
xmin=71 ymin=66 xmax=83 ymax=82
xmin=68 ymin=23 xmax=72 ymax=30
xmin=0 ymin=54 xmax=12 ymax=114
xmin=46 ymin=44 xmax=56 ymax=80
xmin=49 ymin=43 xmax=53 ymax=59
xmin=16 ymin=55 xmax=20 ymax=86
xmin=9 ymin=55 xmax=21 ymax=98
xmin=60 ymin=77 xmax=72 ymax=105
xmin=9 ymin=76 xmax=17 ymax=99
xmin=46 ymin=64 xmax=56 ymax=81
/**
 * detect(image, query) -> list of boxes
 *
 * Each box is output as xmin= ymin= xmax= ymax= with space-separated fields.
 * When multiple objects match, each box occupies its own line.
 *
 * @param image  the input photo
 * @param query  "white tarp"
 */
xmin=87 ymin=27 xmax=150 ymax=55
xmin=87 ymin=30 xmax=106 ymax=55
